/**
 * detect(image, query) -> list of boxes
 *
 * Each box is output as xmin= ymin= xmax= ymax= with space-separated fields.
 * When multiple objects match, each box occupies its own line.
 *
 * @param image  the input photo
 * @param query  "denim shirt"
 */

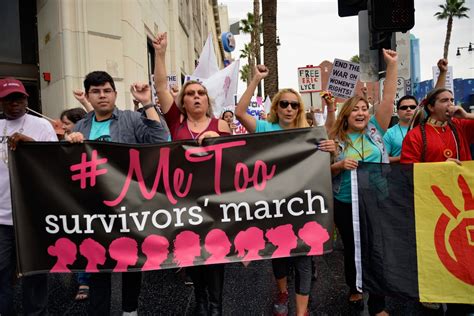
xmin=74 ymin=107 xmax=169 ymax=144
xmin=332 ymin=117 xmax=388 ymax=194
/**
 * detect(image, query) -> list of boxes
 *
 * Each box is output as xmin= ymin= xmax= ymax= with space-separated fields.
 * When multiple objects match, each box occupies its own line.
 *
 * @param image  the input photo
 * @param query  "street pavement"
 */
xmin=14 ymin=240 xmax=443 ymax=315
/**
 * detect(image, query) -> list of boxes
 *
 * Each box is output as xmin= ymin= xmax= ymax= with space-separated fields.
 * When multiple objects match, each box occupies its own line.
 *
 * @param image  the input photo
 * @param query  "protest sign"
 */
xmin=327 ymin=59 xmax=360 ymax=99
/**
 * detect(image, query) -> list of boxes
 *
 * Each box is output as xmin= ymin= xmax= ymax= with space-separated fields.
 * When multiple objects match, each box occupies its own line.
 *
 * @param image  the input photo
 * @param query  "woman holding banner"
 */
xmin=329 ymin=49 xmax=398 ymax=316
xmin=153 ymin=32 xmax=230 ymax=316
xmin=236 ymin=65 xmax=336 ymax=316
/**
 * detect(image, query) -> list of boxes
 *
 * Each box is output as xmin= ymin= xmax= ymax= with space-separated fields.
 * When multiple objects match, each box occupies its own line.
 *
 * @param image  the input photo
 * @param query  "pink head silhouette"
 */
xmin=173 ymin=231 xmax=201 ymax=267
xmin=204 ymin=229 xmax=231 ymax=264
xmin=79 ymin=238 xmax=107 ymax=272
xmin=48 ymin=238 xmax=77 ymax=272
xmin=298 ymin=221 xmax=330 ymax=255
xmin=109 ymin=237 xmax=138 ymax=272
xmin=234 ymin=227 xmax=265 ymax=261
xmin=266 ymin=224 xmax=298 ymax=258
xmin=142 ymin=234 xmax=170 ymax=271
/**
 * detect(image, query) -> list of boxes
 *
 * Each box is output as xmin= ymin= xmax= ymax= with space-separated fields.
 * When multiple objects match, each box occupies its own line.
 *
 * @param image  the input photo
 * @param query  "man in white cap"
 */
xmin=0 ymin=77 xmax=57 ymax=315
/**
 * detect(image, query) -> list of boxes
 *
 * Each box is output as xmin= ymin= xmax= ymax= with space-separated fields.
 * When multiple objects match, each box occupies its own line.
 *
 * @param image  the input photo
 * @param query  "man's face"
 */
xmin=86 ymin=82 xmax=117 ymax=116
xmin=397 ymin=99 xmax=417 ymax=123
xmin=0 ymin=93 xmax=28 ymax=120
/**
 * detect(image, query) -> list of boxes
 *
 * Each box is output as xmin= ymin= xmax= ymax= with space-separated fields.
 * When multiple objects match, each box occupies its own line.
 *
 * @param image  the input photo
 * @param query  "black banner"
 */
xmin=10 ymin=128 xmax=333 ymax=275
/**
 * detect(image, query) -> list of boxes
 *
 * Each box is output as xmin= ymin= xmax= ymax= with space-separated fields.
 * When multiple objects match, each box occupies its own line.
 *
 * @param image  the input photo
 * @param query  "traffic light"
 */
xmin=338 ymin=0 xmax=367 ymax=17
xmin=369 ymin=0 xmax=415 ymax=33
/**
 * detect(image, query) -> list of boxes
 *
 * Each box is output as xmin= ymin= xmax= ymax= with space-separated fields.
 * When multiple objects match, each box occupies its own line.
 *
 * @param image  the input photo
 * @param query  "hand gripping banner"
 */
xmin=9 ymin=128 xmax=333 ymax=275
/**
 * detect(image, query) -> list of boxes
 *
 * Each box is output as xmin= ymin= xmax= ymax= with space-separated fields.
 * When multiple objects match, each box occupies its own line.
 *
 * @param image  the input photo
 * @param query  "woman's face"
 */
xmin=347 ymin=100 xmax=370 ymax=132
xmin=223 ymin=112 xmax=233 ymax=123
xmin=428 ymin=91 xmax=455 ymax=122
xmin=276 ymin=92 xmax=299 ymax=127
xmin=61 ymin=116 xmax=75 ymax=133
xmin=182 ymin=83 xmax=209 ymax=117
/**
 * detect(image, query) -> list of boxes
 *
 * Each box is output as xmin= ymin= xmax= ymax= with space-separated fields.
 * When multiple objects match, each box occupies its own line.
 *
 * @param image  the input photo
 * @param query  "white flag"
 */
xmin=192 ymin=33 xmax=219 ymax=80
xmin=203 ymin=60 xmax=240 ymax=117
xmin=263 ymin=96 xmax=272 ymax=114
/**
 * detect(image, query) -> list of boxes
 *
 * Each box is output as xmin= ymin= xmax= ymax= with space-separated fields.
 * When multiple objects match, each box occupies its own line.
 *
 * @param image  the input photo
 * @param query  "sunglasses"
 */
xmin=279 ymin=100 xmax=300 ymax=110
xmin=398 ymin=105 xmax=417 ymax=111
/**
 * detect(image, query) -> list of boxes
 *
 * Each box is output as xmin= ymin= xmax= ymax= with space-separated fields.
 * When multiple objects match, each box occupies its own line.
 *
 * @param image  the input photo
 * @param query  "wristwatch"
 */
xmin=142 ymin=103 xmax=155 ymax=110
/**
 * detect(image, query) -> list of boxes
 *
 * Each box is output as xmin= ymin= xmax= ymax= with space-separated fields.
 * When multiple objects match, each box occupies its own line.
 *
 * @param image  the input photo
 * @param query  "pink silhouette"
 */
xmin=109 ymin=237 xmax=139 ymax=272
xmin=234 ymin=227 xmax=266 ymax=261
xmin=173 ymin=231 xmax=201 ymax=267
xmin=266 ymin=224 xmax=298 ymax=258
xmin=142 ymin=234 xmax=170 ymax=271
xmin=79 ymin=238 xmax=107 ymax=272
xmin=47 ymin=238 xmax=77 ymax=272
xmin=204 ymin=229 xmax=231 ymax=264
xmin=298 ymin=221 xmax=330 ymax=255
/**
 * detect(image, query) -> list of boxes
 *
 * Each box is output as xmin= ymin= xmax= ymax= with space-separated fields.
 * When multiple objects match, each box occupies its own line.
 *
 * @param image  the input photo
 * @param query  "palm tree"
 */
xmin=253 ymin=0 xmax=262 ymax=96
xmin=240 ymin=13 xmax=256 ymax=79
xmin=262 ymin=0 xmax=278 ymax=98
xmin=434 ymin=0 xmax=470 ymax=59
xmin=240 ymin=64 xmax=251 ymax=85
xmin=240 ymin=43 xmax=253 ymax=85
xmin=350 ymin=55 xmax=360 ymax=63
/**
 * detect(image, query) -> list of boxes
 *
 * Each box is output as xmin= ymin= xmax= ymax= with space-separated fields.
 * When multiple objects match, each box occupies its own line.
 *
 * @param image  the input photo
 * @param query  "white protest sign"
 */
xmin=167 ymin=74 xmax=177 ymax=88
xmin=327 ymin=59 xmax=360 ymax=99
xmin=297 ymin=66 xmax=322 ymax=93
xmin=432 ymin=66 xmax=454 ymax=98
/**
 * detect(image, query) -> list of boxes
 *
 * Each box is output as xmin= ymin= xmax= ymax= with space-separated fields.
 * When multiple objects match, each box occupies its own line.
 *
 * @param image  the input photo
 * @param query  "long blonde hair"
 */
xmin=267 ymin=88 xmax=309 ymax=128
xmin=176 ymin=80 xmax=215 ymax=118
xmin=329 ymin=95 xmax=369 ymax=144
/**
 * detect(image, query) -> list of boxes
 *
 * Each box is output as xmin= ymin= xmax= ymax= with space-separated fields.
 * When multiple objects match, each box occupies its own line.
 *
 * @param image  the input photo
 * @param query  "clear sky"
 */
xmin=221 ymin=0 xmax=474 ymax=94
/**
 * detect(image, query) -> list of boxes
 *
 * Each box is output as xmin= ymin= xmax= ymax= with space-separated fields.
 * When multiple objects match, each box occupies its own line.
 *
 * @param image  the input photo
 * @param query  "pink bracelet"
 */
xmin=327 ymin=108 xmax=335 ymax=112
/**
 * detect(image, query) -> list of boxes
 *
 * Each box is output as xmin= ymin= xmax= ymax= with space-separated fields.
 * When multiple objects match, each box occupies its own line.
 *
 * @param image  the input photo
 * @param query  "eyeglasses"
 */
xmin=88 ymin=88 xmax=115 ymax=95
xmin=398 ymin=105 xmax=417 ymax=111
xmin=185 ymin=89 xmax=207 ymax=97
xmin=279 ymin=100 xmax=300 ymax=110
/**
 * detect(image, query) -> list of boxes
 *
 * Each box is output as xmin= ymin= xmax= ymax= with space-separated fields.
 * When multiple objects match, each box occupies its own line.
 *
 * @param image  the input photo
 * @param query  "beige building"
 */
xmin=1 ymin=0 xmax=230 ymax=118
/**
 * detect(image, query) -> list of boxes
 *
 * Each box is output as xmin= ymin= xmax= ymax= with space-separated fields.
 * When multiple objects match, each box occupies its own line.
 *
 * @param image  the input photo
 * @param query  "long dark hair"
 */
xmin=412 ymin=88 xmax=460 ymax=161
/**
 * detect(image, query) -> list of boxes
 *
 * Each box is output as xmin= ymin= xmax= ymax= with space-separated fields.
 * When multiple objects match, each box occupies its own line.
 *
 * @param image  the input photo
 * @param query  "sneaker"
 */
xmin=273 ymin=291 xmax=289 ymax=316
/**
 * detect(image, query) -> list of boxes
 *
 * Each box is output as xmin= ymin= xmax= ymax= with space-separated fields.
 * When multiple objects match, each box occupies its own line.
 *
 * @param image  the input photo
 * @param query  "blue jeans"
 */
xmin=0 ymin=224 xmax=48 ymax=316
xmin=76 ymin=272 xmax=91 ymax=286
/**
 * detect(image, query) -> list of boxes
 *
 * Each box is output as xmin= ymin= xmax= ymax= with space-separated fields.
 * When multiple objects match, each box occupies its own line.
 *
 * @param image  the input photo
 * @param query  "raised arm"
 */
xmin=321 ymin=91 xmax=336 ymax=132
xmin=434 ymin=58 xmax=448 ymax=89
xmin=73 ymin=90 xmax=93 ymax=112
xmin=235 ymin=65 xmax=269 ymax=133
xmin=375 ymin=49 xmax=398 ymax=131
xmin=130 ymin=82 xmax=160 ymax=122
xmin=153 ymin=32 xmax=174 ymax=114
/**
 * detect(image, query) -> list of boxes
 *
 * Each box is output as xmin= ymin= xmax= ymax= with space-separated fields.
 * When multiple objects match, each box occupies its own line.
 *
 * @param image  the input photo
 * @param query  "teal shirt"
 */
xmin=334 ymin=116 xmax=385 ymax=203
xmin=89 ymin=117 xmax=112 ymax=141
xmin=383 ymin=123 xmax=408 ymax=157
xmin=255 ymin=120 xmax=283 ymax=133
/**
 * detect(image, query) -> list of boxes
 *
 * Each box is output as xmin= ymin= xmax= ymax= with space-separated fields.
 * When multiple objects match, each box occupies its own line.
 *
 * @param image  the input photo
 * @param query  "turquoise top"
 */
xmin=334 ymin=116 xmax=385 ymax=203
xmin=255 ymin=120 xmax=283 ymax=133
xmin=89 ymin=116 xmax=112 ymax=141
xmin=383 ymin=123 xmax=408 ymax=157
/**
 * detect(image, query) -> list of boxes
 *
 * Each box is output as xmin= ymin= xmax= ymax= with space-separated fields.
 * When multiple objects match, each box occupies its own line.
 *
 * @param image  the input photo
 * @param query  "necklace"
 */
xmin=427 ymin=117 xmax=448 ymax=128
xmin=1 ymin=115 xmax=27 ymax=165
xmin=348 ymin=134 xmax=365 ymax=160
xmin=428 ymin=124 xmax=459 ymax=160
xmin=186 ymin=117 xmax=211 ymax=140
xmin=397 ymin=124 xmax=407 ymax=139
